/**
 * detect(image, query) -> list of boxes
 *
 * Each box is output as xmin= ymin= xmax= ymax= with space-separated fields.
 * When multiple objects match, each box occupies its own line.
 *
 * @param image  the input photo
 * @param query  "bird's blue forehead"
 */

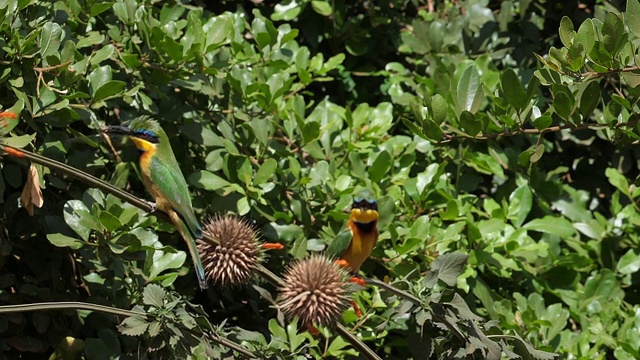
xmin=132 ymin=129 xmax=159 ymax=143
xmin=354 ymin=196 xmax=376 ymax=204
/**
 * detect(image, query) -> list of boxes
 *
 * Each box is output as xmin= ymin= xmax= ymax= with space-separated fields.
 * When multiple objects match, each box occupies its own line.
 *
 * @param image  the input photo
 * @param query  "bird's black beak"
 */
xmin=103 ymin=125 xmax=133 ymax=136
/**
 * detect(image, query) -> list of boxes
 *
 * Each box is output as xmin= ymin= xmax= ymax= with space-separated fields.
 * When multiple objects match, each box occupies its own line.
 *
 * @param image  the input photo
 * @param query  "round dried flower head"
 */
xmin=278 ymin=254 xmax=352 ymax=328
xmin=197 ymin=215 xmax=261 ymax=286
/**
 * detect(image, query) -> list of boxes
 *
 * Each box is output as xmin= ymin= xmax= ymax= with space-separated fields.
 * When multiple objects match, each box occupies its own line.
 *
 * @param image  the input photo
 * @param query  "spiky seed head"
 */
xmin=278 ymin=254 xmax=352 ymax=328
xmin=197 ymin=215 xmax=261 ymax=286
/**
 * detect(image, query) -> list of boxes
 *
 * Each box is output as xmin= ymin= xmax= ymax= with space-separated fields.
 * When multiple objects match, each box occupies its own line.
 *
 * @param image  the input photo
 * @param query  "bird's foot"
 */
xmin=350 ymin=300 xmax=362 ymax=318
xmin=335 ymin=259 xmax=350 ymax=268
xmin=348 ymin=275 xmax=366 ymax=287
xmin=145 ymin=200 xmax=157 ymax=213
xmin=306 ymin=322 xmax=320 ymax=336
xmin=262 ymin=242 xmax=284 ymax=250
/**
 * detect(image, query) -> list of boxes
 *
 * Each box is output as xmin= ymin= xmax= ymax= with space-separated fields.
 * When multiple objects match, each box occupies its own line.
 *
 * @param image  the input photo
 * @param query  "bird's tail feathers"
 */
xmin=172 ymin=212 xmax=208 ymax=290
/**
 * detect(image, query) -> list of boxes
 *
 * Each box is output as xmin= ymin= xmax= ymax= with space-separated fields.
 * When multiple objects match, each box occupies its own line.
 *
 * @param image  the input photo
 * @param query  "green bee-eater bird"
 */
xmin=106 ymin=117 xmax=207 ymax=290
xmin=326 ymin=189 xmax=379 ymax=280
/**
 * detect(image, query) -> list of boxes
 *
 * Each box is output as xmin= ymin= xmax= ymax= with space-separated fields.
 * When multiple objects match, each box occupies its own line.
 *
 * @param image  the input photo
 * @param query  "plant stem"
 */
xmin=365 ymin=278 xmax=423 ymax=305
xmin=0 ymin=301 xmax=143 ymax=317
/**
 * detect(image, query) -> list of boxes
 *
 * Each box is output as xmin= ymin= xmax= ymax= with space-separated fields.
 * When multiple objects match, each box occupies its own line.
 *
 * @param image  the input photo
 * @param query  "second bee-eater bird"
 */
xmin=327 ymin=189 xmax=379 ymax=281
xmin=105 ymin=117 xmax=207 ymax=290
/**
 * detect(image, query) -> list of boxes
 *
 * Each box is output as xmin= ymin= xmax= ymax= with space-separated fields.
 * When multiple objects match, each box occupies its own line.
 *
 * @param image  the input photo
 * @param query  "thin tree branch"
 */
xmin=437 ymin=118 xmax=640 ymax=144
xmin=0 ymin=301 xmax=143 ymax=317
xmin=580 ymin=65 xmax=640 ymax=79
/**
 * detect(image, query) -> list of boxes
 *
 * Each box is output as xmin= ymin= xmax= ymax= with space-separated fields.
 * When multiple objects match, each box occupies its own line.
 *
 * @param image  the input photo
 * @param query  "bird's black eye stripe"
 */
xmin=133 ymin=129 xmax=159 ymax=144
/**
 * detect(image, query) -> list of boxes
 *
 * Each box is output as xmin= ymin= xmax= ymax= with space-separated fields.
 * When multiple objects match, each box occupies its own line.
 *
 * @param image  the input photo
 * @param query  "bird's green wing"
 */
xmin=149 ymin=156 xmax=202 ymax=238
xmin=326 ymin=227 xmax=353 ymax=258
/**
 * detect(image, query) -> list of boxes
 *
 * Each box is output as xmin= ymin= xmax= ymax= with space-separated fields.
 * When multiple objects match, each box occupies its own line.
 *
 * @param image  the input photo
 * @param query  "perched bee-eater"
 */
xmin=105 ymin=117 xmax=207 ymax=290
xmin=327 ymin=189 xmax=379 ymax=283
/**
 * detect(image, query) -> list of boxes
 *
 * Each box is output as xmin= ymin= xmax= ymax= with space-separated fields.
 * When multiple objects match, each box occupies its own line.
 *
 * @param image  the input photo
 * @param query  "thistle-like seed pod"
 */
xmin=197 ymin=215 xmax=261 ymax=286
xmin=278 ymin=254 xmax=352 ymax=328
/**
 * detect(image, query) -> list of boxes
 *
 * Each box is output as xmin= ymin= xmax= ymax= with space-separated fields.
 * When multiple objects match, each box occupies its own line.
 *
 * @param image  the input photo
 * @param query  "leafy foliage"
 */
xmin=2 ymin=0 xmax=640 ymax=359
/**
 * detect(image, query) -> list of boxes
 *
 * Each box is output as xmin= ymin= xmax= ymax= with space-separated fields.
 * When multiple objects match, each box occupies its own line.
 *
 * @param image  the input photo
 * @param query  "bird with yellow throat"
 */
xmin=105 ymin=117 xmax=207 ymax=290
xmin=327 ymin=189 xmax=379 ymax=286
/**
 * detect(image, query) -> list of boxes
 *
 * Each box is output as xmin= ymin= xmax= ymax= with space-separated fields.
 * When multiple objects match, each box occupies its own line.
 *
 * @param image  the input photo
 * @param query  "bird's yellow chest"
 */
xmin=342 ymin=214 xmax=379 ymax=272
xmin=131 ymin=141 xmax=170 ymax=212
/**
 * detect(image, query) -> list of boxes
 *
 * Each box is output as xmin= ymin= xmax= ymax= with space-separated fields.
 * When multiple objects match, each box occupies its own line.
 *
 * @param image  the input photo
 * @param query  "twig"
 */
xmin=365 ymin=278 xmax=423 ymax=305
xmin=579 ymin=65 xmax=640 ymax=79
xmin=0 ymin=301 xmax=143 ymax=317
xmin=334 ymin=325 xmax=382 ymax=360
xmin=437 ymin=118 xmax=640 ymax=144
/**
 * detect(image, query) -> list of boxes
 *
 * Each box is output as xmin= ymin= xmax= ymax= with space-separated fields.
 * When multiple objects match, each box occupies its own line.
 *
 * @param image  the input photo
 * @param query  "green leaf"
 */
xmin=0 ymin=100 xmax=24 ymax=137
xmin=523 ymin=216 xmax=576 ymax=237
xmin=254 ymin=158 xmax=277 ymax=185
xmin=530 ymin=144 xmax=544 ymax=163
xmin=39 ymin=22 xmax=63 ymax=59
xmin=507 ymin=184 xmax=532 ymax=227
xmin=431 ymin=94 xmax=448 ymax=124
xmin=431 ymin=253 xmax=469 ymax=286
xmin=422 ymin=118 xmax=443 ymax=141
xmin=459 ymin=110 xmax=480 ymax=136
xmin=98 ymin=211 xmax=121 ymax=232
xmin=93 ymin=80 xmax=126 ymax=102
xmin=602 ymin=12 xmax=625 ymax=54
xmin=143 ymin=284 xmax=167 ymax=307
xmin=308 ymin=161 xmax=330 ymax=187
xmin=456 ymin=65 xmax=483 ymax=115
xmin=552 ymin=91 xmax=573 ymax=120
xmin=189 ymin=171 xmax=232 ymax=191
xmin=118 ymin=316 xmax=148 ymax=336
xmin=559 ymin=16 xmax=575 ymax=47
xmin=578 ymin=81 xmax=600 ymax=117
xmin=628 ymin=0 xmax=640 ymax=37
xmin=87 ymin=65 xmax=113 ymax=96
xmin=90 ymin=44 xmax=115 ymax=65
xmin=0 ymin=133 xmax=36 ymax=149
xmin=501 ymin=68 xmax=527 ymax=112
xmin=617 ymin=249 xmax=640 ymax=274
xmin=301 ymin=121 xmax=320 ymax=144
xmin=606 ymin=168 xmax=631 ymax=198
xmin=576 ymin=19 xmax=595 ymax=54
xmin=567 ymin=42 xmax=585 ymax=71
xmin=47 ymin=234 xmax=84 ymax=250
xmin=147 ymin=249 xmax=186 ymax=279
xmin=311 ymin=1 xmax=332 ymax=16
xmin=206 ymin=14 xmax=233 ymax=49
xmin=90 ymin=2 xmax=114 ymax=17
xmin=532 ymin=115 xmax=552 ymax=130
xmin=237 ymin=196 xmax=250 ymax=215
xmin=368 ymin=150 xmax=392 ymax=183
xmin=63 ymin=200 xmax=93 ymax=241
xmin=583 ymin=269 xmax=621 ymax=302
